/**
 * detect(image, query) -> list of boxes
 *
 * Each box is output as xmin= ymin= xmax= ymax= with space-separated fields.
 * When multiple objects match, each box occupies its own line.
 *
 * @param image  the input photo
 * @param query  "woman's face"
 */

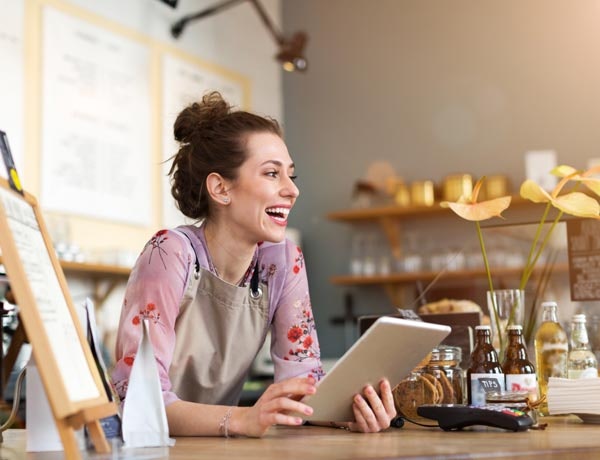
xmin=226 ymin=131 xmax=299 ymax=244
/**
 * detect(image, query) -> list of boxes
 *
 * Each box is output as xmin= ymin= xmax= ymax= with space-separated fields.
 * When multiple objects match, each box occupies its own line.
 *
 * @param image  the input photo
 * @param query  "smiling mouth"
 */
xmin=266 ymin=207 xmax=290 ymax=222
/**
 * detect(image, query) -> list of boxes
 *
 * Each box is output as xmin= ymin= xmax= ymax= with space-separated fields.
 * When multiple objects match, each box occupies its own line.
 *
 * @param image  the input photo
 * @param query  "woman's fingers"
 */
xmin=354 ymin=391 xmax=382 ymax=432
xmin=254 ymin=397 xmax=313 ymax=430
xmin=261 ymin=376 xmax=316 ymax=401
xmin=350 ymin=380 xmax=396 ymax=432
xmin=248 ymin=376 xmax=317 ymax=434
xmin=379 ymin=379 xmax=397 ymax=418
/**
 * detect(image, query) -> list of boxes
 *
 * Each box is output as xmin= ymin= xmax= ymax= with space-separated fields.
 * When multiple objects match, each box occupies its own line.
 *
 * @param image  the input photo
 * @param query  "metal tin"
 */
xmin=443 ymin=174 xmax=473 ymax=201
xmin=410 ymin=180 xmax=435 ymax=207
xmin=483 ymin=175 xmax=509 ymax=199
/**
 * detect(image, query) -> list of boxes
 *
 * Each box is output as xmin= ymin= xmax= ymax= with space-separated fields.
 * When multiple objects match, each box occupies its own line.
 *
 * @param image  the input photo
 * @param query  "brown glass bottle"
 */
xmin=467 ymin=325 xmax=505 ymax=405
xmin=502 ymin=325 xmax=538 ymax=399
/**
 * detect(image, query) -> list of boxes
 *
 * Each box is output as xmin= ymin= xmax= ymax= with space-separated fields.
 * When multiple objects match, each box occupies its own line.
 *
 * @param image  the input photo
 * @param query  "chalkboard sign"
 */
xmin=0 ymin=178 xmax=116 ymax=458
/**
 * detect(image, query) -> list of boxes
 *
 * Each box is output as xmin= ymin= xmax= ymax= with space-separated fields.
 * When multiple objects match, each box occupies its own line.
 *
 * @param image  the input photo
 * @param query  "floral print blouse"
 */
xmin=112 ymin=225 xmax=324 ymax=406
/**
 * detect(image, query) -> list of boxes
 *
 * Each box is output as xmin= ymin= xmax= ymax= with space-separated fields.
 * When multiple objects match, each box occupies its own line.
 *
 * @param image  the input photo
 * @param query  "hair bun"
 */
xmin=174 ymin=91 xmax=231 ymax=144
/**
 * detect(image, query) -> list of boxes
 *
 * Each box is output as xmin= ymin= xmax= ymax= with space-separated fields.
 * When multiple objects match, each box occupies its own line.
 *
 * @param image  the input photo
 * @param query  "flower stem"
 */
xmin=519 ymin=202 xmax=551 ymax=291
xmin=476 ymin=221 xmax=503 ymax=353
xmin=521 ymin=210 xmax=563 ymax=289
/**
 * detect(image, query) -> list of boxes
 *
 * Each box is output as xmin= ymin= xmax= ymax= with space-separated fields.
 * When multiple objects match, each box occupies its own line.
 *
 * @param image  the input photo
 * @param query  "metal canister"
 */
xmin=410 ymin=180 xmax=435 ymax=207
xmin=483 ymin=175 xmax=509 ymax=199
xmin=443 ymin=174 xmax=473 ymax=201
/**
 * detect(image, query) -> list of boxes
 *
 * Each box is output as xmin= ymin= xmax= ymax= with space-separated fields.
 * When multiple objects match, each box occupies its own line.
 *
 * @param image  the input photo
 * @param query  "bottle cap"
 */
xmin=507 ymin=325 xmax=523 ymax=331
xmin=572 ymin=314 xmax=587 ymax=323
xmin=541 ymin=301 xmax=558 ymax=308
xmin=475 ymin=325 xmax=491 ymax=331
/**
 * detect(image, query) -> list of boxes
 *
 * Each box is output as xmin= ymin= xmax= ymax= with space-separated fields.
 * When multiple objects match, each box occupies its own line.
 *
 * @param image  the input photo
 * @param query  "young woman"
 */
xmin=112 ymin=92 xmax=396 ymax=437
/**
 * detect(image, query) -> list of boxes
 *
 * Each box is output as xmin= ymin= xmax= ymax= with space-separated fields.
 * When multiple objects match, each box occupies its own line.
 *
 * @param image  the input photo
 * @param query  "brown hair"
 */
xmin=169 ymin=91 xmax=282 ymax=220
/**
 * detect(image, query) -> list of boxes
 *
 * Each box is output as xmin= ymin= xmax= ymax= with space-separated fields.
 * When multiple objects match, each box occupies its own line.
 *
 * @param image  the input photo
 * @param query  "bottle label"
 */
xmin=469 ymin=373 xmax=505 ymax=406
xmin=568 ymin=367 xmax=598 ymax=379
xmin=505 ymin=374 xmax=538 ymax=399
xmin=540 ymin=342 xmax=568 ymax=352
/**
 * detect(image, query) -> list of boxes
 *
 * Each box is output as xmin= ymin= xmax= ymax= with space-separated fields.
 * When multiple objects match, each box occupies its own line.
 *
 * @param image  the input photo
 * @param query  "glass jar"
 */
xmin=425 ymin=345 xmax=464 ymax=404
xmin=485 ymin=390 xmax=538 ymax=424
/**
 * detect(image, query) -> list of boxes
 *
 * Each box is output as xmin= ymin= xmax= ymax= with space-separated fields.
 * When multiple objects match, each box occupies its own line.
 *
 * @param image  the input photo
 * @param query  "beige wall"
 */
xmin=281 ymin=0 xmax=600 ymax=356
xmin=14 ymin=0 xmax=283 ymax=258
xmin=1 ymin=0 xmax=284 ymax=348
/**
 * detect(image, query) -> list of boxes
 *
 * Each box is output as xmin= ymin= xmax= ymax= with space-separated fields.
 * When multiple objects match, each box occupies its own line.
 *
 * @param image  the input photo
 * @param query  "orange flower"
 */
xmin=520 ymin=178 xmax=600 ymax=218
xmin=442 ymin=167 xmax=600 ymax=348
xmin=441 ymin=177 xmax=512 ymax=353
xmin=440 ymin=177 xmax=511 ymax=221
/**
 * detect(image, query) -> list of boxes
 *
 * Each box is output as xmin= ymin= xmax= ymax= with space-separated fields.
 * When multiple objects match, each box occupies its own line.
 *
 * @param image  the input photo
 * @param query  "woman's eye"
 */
xmin=289 ymin=175 xmax=298 ymax=182
xmin=266 ymin=171 xmax=278 ymax=178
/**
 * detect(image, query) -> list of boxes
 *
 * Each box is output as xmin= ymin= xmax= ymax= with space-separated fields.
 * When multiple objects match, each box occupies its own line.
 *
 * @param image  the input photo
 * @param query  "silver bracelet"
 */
xmin=219 ymin=408 xmax=233 ymax=438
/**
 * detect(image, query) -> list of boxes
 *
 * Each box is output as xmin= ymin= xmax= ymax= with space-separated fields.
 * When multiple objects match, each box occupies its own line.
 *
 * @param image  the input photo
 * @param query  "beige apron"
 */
xmin=168 ymin=229 xmax=270 ymax=406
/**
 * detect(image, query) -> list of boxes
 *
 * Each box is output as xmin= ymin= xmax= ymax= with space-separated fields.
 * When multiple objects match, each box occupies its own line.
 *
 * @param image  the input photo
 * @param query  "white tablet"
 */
xmin=302 ymin=317 xmax=451 ymax=422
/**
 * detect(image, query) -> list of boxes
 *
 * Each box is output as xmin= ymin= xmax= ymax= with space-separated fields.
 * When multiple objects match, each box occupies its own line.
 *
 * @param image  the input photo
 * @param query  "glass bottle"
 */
xmin=502 ymin=325 xmax=538 ymax=400
xmin=567 ymin=314 xmax=598 ymax=379
xmin=467 ymin=325 xmax=505 ymax=406
xmin=534 ymin=301 xmax=568 ymax=416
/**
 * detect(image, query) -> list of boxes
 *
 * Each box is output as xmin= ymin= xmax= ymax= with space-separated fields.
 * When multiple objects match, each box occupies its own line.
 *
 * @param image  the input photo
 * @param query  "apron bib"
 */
xmin=169 ymin=229 xmax=270 ymax=406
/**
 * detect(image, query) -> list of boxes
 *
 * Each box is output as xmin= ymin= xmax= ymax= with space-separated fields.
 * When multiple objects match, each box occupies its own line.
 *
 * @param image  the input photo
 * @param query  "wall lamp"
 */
xmin=170 ymin=0 xmax=308 ymax=72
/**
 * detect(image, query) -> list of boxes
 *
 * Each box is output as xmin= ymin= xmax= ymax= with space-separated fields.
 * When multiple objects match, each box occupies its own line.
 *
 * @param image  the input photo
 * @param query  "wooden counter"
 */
xmin=1 ymin=416 xmax=599 ymax=459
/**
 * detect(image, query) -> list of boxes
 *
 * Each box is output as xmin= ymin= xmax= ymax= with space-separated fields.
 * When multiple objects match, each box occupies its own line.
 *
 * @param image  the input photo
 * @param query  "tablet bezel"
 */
xmin=302 ymin=316 xmax=451 ymax=422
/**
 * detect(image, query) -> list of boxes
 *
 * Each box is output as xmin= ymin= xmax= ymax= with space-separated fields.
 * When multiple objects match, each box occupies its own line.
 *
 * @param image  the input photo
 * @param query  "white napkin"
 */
xmin=122 ymin=319 xmax=174 ymax=448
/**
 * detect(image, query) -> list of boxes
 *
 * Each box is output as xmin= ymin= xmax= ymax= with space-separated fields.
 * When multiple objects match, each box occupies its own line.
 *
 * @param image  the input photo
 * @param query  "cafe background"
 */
xmin=1 ymin=0 xmax=599 ymax=369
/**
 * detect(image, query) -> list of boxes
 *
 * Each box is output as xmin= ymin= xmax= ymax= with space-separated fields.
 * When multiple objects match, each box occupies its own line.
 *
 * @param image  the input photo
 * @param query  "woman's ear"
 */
xmin=206 ymin=172 xmax=231 ymax=205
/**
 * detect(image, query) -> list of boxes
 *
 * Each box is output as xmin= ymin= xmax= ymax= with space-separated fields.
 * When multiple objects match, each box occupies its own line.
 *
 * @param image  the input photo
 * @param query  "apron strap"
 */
xmin=250 ymin=262 xmax=262 ymax=299
xmin=173 ymin=227 xmax=200 ymax=278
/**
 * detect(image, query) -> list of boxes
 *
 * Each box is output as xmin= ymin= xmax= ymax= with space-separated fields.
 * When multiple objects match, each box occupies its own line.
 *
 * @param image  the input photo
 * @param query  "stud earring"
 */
xmin=223 ymin=197 xmax=230 ymax=204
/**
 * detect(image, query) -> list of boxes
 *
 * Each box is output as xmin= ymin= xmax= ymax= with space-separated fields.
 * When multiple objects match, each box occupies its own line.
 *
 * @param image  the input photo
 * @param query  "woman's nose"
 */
xmin=282 ymin=176 xmax=299 ymax=198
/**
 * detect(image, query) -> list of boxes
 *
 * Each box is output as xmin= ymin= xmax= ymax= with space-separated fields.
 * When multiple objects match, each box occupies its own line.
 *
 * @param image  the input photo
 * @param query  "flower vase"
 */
xmin=486 ymin=289 xmax=525 ymax=358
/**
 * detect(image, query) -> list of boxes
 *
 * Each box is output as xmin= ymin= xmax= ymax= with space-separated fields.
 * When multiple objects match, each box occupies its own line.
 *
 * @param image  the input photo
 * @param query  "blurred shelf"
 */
xmin=0 ymin=256 xmax=131 ymax=306
xmin=59 ymin=260 xmax=131 ymax=279
xmin=327 ymin=195 xmax=532 ymax=222
xmin=330 ymin=263 xmax=570 ymax=287
xmin=326 ymin=194 xmax=570 ymax=303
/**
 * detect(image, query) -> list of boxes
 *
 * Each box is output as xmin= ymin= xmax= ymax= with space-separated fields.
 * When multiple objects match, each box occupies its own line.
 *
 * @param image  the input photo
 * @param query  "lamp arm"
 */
xmin=249 ymin=0 xmax=285 ymax=46
xmin=171 ymin=0 xmax=247 ymax=38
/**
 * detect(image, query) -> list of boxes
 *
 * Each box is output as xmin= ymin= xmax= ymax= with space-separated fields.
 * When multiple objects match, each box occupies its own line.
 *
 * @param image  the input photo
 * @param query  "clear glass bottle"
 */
xmin=467 ymin=325 xmax=505 ymax=406
xmin=502 ymin=325 xmax=538 ymax=401
xmin=567 ymin=314 xmax=598 ymax=379
xmin=534 ymin=301 xmax=568 ymax=415
xmin=425 ymin=345 xmax=464 ymax=404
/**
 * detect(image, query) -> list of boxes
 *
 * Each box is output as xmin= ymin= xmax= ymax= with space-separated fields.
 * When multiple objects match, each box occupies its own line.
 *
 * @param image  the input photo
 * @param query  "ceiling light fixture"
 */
xmin=170 ymin=0 xmax=308 ymax=72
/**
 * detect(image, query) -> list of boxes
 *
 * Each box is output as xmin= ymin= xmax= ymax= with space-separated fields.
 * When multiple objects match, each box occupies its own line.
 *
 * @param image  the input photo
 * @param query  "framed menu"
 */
xmin=0 ymin=178 xmax=115 ymax=457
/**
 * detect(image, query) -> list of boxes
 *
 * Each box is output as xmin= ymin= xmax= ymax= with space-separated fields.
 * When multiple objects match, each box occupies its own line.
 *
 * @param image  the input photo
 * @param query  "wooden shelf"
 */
xmin=59 ymin=260 xmax=131 ymax=279
xmin=330 ymin=263 xmax=569 ymax=286
xmin=326 ymin=194 xmax=569 ymax=305
xmin=327 ymin=195 xmax=533 ymax=222
xmin=59 ymin=260 xmax=130 ymax=306
xmin=1 ymin=256 xmax=131 ymax=306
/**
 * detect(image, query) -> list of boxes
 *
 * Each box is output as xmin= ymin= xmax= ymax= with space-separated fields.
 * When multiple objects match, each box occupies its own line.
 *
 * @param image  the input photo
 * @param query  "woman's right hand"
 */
xmin=234 ymin=376 xmax=317 ymax=437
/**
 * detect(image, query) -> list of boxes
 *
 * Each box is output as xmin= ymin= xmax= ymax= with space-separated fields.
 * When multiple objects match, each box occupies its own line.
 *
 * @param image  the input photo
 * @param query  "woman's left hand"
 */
xmin=346 ymin=378 xmax=396 ymax=433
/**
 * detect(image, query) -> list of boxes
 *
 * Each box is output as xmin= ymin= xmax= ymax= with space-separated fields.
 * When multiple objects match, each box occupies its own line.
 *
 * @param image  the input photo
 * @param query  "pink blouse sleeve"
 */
xmin=112 ymin=229 xmax=193 ymax=406
xmin=270 ymin=242 xmax=325 ymax=382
